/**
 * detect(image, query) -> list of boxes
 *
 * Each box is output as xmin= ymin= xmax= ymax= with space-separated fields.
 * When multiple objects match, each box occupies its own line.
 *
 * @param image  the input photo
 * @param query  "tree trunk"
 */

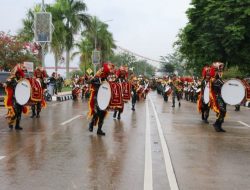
xmin=54 ymin=54 xmax=58 ymax=74
xmin=66 ymin=50 xmax=70 ymax=78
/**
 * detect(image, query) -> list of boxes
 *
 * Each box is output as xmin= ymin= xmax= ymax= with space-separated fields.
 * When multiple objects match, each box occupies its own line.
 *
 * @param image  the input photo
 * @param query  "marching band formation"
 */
xmin=1 ymin=61 xmax=250 ymax=135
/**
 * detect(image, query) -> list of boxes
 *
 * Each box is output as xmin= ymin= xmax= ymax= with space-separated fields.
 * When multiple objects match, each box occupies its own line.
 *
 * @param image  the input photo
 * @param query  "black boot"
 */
xmin=201 ymin=113 xmax=205 ymax=121
xmin=117 ymin=112 xmax=121 ymax=120
xmin=89 ymin=122 xmax=94 ymax=132
xmin=9 ymin=125 xmax=13 ymax=130
xmin=204 ymin=114 xmax=209 ymax=124
xmin=179 ymin=102 xmax=181 ymax=107
xmin=218 ymin=122 xmax=226 ymax=132
xmin=113 ymin=111 xmax=117 ymax=119
xmin=15 ymin=119 xmax=23 ymax=130
xmin=30 ymin=111 xmax=36 ymax=118
xmin=213 ymin=121 xmax=221 ymax=132
xmin=97 ymin=123 xmax=105 ymax=136
xmin=36 ymin=111 xmax=40 ymax=118
xmin=131 ymin=105 xmax=135 ymax=111
xmin=31 ymin=105 xmax=36 ymax=118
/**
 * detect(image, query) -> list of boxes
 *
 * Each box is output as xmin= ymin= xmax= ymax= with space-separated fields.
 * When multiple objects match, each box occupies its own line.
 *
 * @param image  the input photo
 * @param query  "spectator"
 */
xmin=48 ymin=72 xmax=57 ymax=96
xmin=56 ymin=74 xmax=64 ymax=93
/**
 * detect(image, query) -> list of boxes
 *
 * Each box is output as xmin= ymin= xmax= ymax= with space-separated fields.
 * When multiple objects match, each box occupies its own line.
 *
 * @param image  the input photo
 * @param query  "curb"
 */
xmin=57 ymin=95 xmax=73 ymax=102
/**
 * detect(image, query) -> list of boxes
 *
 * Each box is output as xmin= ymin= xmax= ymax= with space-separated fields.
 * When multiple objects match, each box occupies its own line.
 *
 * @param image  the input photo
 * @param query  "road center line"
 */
xmin=238 ymin=121 xmax=250 ymax=128
xmin=60 ymin=115 xmax=82 ymax=126
xmin=149 ymin=96 xmax=179 ymax=190
xmin=0 ymin=156 xmax=5 ymax=160
xmin=144 ymin=100 xmax=153 ymax=190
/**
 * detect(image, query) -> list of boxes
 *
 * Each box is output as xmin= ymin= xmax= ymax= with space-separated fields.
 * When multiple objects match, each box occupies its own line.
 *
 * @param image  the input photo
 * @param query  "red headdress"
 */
xmin=116 ymin=66 xmax=128 ymax=78
xmin=10 ymin=63 xmax=26 ymax=78
xmin=202 ymin=66 xmax=211 ymax=78
xmin=95 ymin=62 xmax=115 ymax=78
xmin=210 ymin=62 xmax=224 ymax=77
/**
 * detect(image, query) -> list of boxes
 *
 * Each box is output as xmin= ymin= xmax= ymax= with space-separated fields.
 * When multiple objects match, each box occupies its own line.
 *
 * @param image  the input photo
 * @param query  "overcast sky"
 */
xmin=0 ymin=0 xmax=191 ymax=71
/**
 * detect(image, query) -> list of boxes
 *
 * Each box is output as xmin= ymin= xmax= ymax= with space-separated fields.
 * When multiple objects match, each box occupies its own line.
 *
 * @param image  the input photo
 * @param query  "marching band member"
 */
xmin=209 ymin=62 xmax=226 ymax=132
xmin=130 ymin=75 xmax=138 ymax=111
xmin=170 ymin=74 xmax=182 ymax=107
xmin=197 ymin=65 xmax=210 ymax=124
xmin=4 ymin=63 xmax=29 ymax=130
xmin=31 ymin=66 xmax=47 ymax=118
xmin=113 ymin=66 xmax=128 ymax=120
xmin=88 ymin=62 xmax=115 ymax=136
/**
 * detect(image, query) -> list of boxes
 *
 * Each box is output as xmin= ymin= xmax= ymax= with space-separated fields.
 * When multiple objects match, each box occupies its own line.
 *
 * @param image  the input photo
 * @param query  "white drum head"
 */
xmin=221 ymin=79 xmax=245 ymax=105
xmin=15 ymin=79 xmax=31 ymax=105
xmin=165 ymin=86 xmax=170 ymax=92
xmin=204 ymin=83 xmax=210 ymax=104
xmin=196 ymin=88 xmax=201 ymax=93
xmin=97 ymin=81 xmax=111 ymax=110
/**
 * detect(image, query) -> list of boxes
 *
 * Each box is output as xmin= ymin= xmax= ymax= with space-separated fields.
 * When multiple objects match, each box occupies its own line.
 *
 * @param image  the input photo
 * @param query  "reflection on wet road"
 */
xmin=0 ymin=92 xmax=250 ymax=190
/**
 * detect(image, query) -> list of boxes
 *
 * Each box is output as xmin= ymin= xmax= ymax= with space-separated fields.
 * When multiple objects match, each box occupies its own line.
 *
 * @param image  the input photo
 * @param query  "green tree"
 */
xmin=55 ymin=0 xmax=90 ymax=78
xmin=71 ymin=38 xmax=93 ymax=74
xmin=83 ymin=16 xmax=116 ymax=62
xmin=176 ymin=0 xmax=250 ymax=75
xmin=47 ymin=4 xmax=66 ymax=74
xmin=0 ymin=32 xmax=39 ymax=71
xmin=110 ymin=52 xmax=155 ymax=77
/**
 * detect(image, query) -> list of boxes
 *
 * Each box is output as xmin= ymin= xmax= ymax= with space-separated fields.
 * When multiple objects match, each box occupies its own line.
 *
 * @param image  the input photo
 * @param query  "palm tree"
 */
xmin=18 ymin=5 xmax=41 ymax=42
xmin=55 ymin=0 xmax=90 ymax=78
xmin=71 ymin=38 xmax=93 ymax=74
xmin=84 ymin=16 xmax=116 ymax=62
xmin=47 ymin=5 xmax=66 ymax=74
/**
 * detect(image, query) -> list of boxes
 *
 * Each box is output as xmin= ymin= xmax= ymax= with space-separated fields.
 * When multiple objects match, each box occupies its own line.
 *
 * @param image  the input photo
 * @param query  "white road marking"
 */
xmin=60 ymin=115 xmax=82 ymax=126
xmin=238 ymin=121 xmax=250 ymax=128
xmin=149 ymin=96 xmax=179 ymax=190
xmin=144 ymin=100 xmax=153 ymax=190
xmin=0 ymin=156 xmax=5 ymax=160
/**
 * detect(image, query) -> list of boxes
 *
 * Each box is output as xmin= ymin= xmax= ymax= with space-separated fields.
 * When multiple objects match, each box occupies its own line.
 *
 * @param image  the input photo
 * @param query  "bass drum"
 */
xmin=97 ymin=81 xmax=111 ymax=110
xmin=15 ymin=79 xmax=31 ymax=105
xmin=164 ymin=85 xmax=172 ymax=96
xmin=221 ymin=79 xmax=245 ymax=105
xmin=203 ymin=83 xmax=210 ymax=104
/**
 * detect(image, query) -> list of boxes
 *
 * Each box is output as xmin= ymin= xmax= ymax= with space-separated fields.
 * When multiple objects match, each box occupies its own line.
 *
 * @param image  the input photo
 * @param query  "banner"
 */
xmin=122 ymin=82 xmax=131 ymax=101
xmin=109 ymin=82 xmax=123 ymax=109
xmin=34 ymin=12 xmax=52 ymax=42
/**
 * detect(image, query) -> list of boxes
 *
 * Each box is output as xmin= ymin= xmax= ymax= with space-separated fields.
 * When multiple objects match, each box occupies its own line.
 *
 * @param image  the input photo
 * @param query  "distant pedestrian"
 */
xmin=56 ymin=74 xmax=64 ymax=93
xmin=48 ymin=72 xmax=57 ymax=96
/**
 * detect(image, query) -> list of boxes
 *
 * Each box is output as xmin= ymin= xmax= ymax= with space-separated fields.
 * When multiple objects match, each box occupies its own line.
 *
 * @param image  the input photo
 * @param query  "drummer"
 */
xmin=197 ymin=65 xmax=211 ymax=123
xmin=4 ymin=63 xmax=29 ymax=130
xmin=210 ymin=62 xmax=226 ymax=132
xmin=31 ymin=66 xmax=47 ymax=118
xmin=113 ymin=66 xmax=128 ymax=120
xmin=88 ymin=62 xmax=115 ymax=136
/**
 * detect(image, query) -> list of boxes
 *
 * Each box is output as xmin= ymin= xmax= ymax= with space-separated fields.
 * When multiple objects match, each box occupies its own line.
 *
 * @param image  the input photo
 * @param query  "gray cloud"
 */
xmin=0 ymin=0 xmax=191 ymax=70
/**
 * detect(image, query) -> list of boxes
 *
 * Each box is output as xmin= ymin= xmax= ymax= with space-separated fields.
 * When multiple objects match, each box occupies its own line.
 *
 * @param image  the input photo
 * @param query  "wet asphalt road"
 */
xmin=0 ymin=92 xmax=250 ymax=190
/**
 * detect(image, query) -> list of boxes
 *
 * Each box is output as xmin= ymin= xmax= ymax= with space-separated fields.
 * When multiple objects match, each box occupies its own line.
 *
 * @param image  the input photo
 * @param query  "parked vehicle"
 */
xmin=0 ymin=72 xmax=10 ymax=102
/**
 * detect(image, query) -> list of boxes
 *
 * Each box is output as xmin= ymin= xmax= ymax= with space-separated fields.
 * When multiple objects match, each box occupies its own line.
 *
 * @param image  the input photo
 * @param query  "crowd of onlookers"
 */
xmin=46 ymin=72 xmax=64 ymax=96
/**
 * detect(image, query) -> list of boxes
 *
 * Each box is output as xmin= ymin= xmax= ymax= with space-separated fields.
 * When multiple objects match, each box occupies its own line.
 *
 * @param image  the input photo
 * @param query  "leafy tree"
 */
xmin=71 ymin=38 xmax=93 ymax=74
xmin=110 ymin=52 xmax=155 ymax=77
xmin=0 ymin=32 xmax=39 ymax=71
xmin=82 ymin=16 xmax=116 ymax=62
xmin=55 ymin=0 xmax=90 ymax=78
xmin=175 ymin=0 xmax=250 ymax=75
xmin=47 ymin=4 xmax=66 ymax=73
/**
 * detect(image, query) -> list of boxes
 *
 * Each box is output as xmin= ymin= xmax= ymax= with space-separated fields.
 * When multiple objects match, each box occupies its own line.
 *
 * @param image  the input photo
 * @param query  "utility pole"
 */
xmin=41 ymin=0 xmax=46 ymax=68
